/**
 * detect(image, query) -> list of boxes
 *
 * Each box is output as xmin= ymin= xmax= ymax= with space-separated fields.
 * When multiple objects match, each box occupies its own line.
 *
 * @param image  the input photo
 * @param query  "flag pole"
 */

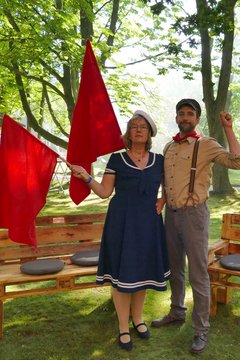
xmin=59 ymin=155 xmax=71 ymax=167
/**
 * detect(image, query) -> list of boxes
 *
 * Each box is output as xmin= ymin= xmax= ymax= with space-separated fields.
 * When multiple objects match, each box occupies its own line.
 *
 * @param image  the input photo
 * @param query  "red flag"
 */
xmin=0 ymin=115 xmax=59 ymax=248
xmin=67 ymin=39 xmax=124 ymax=204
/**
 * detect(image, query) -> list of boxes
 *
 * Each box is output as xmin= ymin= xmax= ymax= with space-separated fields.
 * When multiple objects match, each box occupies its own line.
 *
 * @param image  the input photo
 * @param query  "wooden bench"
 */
xmin=208 ymin=213 xmax=240 ymax=315
xmin=0 ymin=212 xmax=107 ymax=338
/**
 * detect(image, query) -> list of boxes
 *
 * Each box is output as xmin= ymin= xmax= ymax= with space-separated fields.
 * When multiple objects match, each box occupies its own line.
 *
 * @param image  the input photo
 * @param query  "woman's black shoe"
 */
xmin=132 ymin=322 xmax=150 ymax=339
xmin=119 ymin=332 xmax=133 ymax=351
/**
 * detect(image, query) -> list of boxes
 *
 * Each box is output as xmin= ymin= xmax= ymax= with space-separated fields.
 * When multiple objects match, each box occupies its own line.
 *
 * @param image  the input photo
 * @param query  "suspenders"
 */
xmin=186 ymin=138 xmax=200 ymax=206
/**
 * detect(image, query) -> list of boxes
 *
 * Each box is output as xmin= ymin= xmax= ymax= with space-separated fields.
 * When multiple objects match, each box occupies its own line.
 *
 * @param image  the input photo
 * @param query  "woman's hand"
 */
xmin=69 ymin=165 xmax=90 ymax=182
xmin=156 ymin=197 xmax=166 ymax=215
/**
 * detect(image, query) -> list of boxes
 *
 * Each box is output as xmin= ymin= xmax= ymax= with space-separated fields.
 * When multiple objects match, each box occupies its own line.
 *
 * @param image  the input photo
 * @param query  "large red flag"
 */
xmin=67 ymin=39 xmax=124 ymax=204
xmin=0 ymin=115 xmax=59 ymax=248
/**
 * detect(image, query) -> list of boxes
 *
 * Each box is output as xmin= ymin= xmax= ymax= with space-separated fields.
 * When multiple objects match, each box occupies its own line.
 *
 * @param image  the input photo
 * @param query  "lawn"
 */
xmin=1 ymin=175 xmax=240 ymax=360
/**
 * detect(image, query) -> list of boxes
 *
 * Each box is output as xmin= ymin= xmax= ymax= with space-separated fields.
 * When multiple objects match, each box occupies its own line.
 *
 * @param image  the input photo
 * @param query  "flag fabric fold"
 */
xmin=0 ymin=115 xmax=59 ymax=247
xmin=67 ymin=39 xmax=124 ymax=205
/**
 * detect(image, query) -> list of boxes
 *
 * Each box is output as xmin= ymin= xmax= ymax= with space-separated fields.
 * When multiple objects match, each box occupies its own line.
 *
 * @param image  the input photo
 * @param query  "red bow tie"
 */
xmin=172 ymin=131 xmax=202 ymax=142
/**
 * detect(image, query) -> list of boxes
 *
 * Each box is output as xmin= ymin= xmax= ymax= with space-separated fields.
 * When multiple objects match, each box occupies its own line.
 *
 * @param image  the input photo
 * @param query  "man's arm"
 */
xmin=220 ymin=111 xmax=240 ymax=154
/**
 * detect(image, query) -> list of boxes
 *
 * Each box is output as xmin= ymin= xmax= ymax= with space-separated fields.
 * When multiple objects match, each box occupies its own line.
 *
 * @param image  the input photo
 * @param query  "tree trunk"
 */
xmin=196 ymin=0 xmax=237 ymax=193
xmin=211 ymin=164 xmax=234 ymax=194
xmin=208 ymin=111 xmax=233 ymax=193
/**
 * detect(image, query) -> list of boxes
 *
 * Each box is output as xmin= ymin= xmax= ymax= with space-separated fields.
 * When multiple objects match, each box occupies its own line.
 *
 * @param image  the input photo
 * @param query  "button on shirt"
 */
xmin=164 ymin=136 xmax=240 ymax=209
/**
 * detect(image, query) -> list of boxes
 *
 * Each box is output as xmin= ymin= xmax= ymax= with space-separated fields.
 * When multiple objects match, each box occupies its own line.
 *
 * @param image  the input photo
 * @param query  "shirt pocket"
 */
xmin=180 ymin=152 xmax=191 ymax=161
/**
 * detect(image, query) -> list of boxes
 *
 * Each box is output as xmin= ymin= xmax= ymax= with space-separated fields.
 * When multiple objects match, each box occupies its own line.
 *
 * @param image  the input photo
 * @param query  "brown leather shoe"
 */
xmin=151 ymin=314 xmax=185 ymax=328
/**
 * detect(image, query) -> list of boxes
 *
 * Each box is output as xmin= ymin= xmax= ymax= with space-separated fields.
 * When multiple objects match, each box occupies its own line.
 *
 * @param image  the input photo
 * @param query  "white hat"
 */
xmin=132 ymin=110 xmax=157 ymax=137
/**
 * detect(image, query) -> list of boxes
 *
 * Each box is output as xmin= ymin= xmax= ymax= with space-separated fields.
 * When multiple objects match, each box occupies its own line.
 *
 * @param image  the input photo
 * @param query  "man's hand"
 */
xmin=220 ymin=111 xmax=232 ymax=128
xmin=156 ymin=197 xmax=166 ymax=215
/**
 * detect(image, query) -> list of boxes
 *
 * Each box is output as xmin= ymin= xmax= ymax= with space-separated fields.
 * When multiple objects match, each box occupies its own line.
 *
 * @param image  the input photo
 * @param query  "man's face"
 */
xmin=176 ymin=105 xmax=200 ymax=134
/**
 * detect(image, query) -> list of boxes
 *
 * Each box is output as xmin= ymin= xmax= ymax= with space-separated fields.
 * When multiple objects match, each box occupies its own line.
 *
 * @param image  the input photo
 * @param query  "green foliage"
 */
xmin=0 ymin=0 xmax=176 ymax=146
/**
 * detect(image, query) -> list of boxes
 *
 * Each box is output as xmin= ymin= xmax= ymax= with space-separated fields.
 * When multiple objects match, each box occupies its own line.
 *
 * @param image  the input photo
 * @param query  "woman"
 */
xmin=70 ymin=110 xmax=170 ymax=351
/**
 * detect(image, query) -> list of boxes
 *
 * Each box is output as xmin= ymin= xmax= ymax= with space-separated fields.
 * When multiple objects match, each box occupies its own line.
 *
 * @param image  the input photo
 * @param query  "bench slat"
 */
xmin=35 ymin=213 xmax=106 ymax=225
xmin=0 ymin=262 xmax=99 ymax=283
xmin=0 ymin=241 xmax=101 ymax=262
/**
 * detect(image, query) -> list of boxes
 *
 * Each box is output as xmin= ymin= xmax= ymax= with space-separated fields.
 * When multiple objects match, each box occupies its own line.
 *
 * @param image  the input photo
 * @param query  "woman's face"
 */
xmin=129 ymin=118 xmax=150 ymax=145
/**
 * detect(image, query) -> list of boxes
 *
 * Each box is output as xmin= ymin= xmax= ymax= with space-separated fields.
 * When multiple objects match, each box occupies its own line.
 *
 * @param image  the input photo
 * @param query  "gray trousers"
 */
xmin=165 ymin=203 xmax=210 ymax=335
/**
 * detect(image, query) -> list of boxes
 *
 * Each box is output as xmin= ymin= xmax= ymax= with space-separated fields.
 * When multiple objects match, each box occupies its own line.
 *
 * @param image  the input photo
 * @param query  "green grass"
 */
xmin=1 ymin=284 xmax=240 ymax=360
xmin=1 ymin=181 xmax=240 ymax=359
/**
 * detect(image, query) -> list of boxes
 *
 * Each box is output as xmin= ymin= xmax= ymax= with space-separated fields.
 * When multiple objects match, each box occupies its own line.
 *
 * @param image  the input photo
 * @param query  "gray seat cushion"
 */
xmin=20 ymin=259 xmax=65 ymax=275
xmin=219 ymin=254 xmax=240 ymax=271
xmin=70 ymin=250 xmax=99 ymax=266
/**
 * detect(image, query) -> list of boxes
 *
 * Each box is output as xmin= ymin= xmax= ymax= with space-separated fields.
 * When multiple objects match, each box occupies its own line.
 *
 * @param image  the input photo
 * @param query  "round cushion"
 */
xmin=219 ymin=254 xmax=240 ymax=271
xmin=70 ymin=250 xmax=99 ymax=266
xmin=20 ymin=259 xmax=65 ymax=275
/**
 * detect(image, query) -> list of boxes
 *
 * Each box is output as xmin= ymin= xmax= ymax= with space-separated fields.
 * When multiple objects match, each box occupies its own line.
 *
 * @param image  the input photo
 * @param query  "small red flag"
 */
xmin=67 ymin=39 xmax=124 ymax=204
xmin=0 ymin=115 xmax=59 ymax=247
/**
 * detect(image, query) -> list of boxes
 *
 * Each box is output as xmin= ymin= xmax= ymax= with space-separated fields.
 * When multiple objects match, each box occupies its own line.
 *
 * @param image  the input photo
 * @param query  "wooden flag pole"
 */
xmin=59 ymin=156 xmax=71 ymax=167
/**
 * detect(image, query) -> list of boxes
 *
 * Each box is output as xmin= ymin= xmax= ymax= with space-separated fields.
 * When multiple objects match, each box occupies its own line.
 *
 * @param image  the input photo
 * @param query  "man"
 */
xmin=151 ymin=99 xmax=240 ymax=353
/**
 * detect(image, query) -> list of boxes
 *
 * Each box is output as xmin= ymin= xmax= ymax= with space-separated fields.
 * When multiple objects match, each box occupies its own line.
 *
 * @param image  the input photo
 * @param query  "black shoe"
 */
xmin=132 ymin=322 xmax=150 ymax=339
xmin=151 ymin=314 xmax=185 ymax=328
xmin=119 ymin=332 xmax=133 ymax=351
xmin=191 ymin=333 xmax=208 ymax=353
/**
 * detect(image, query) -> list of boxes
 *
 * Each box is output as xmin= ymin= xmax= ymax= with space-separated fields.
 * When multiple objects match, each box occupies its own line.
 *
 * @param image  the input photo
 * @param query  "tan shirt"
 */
xmin=164 ymin=136 xmax=240 ymax=209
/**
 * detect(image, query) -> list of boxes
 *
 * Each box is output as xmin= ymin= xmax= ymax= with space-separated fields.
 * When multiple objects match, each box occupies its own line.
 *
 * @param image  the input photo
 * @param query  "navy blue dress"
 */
xmin=96 ymin=151 xmax=170 ymax=293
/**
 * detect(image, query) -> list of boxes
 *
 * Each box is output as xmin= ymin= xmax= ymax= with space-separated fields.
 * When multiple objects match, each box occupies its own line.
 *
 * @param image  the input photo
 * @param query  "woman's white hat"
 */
xmin=133 ymin=110 xmax=157 ymax=137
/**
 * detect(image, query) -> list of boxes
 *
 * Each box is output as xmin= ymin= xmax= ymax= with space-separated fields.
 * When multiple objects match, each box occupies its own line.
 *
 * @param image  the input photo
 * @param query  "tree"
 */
xmin=197 ymin=0 xmax=238 ymax=193
xmin=145 ymin=0 xmax=239 ymax=193
xmin=0 ymin=0 xmax=171 ymax=149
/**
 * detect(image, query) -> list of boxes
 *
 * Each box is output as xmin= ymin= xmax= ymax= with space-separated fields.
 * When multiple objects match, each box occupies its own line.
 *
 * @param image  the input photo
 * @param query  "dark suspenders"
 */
xmin=186 ymin=138 xmax=200 ymax=206
xmin=189 ymin=138 xmax=200 ymax=193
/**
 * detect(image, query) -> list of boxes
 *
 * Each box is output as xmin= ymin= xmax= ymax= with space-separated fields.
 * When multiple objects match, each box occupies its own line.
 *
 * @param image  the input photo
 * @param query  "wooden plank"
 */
xmin=0 ymin=262 xmax=99 ymax=284
xmin=35 ymin=213 xmax=106 ymax=225
xmin=231 ymin=214 xmax=240 ymax=224
xmin=35 ymin=223 xmax=104 ymax=243
xmin=210 ymin=281 xmax=240 ymax=290
xmin=0 ymin=223 xmax=104 ymax=249
xmin=221 ymin=213 xmax=240 ymax=241
xmin=210 ymin=286 xmax=218 ymax=316
xmin=1 ymin=282 xmax=110 ymax=301
xmin=215 ymin=287 xmax=232 ymax=304
xmin=0 ymin=213 xmax=106 ymax=245
xmin=208 ymin=260 xmax=240 ymax=276
xmin=0 ymin=241 xmax=100 ymax=262
xmin=228 ymin=243 xmax=240 ymax=254
xmin=222 ymin=228 xmax=240 ymax=242
xmin=208 ymin=239 xmax=229 ymax=252
xmin=0 ymin=232 xmax=12 ymax=243
xmin=208 ymin=239 xmax=229 ymax=265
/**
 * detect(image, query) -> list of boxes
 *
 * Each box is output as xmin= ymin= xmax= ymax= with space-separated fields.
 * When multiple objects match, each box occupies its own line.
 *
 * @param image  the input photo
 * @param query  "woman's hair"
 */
xmin=122 ymin=115 xmax=152 ymax=151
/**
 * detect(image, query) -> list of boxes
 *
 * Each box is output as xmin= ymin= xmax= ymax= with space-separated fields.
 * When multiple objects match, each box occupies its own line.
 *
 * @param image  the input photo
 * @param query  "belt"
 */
xmin=167 ymin=202 xmax=206 ymax=212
